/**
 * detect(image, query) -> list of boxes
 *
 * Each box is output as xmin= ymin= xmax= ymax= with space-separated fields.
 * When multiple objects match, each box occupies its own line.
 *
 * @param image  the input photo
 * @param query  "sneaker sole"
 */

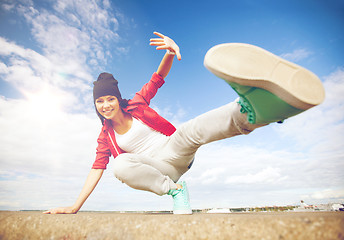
xmin=204 ymin=43 xmax=325 ymax=110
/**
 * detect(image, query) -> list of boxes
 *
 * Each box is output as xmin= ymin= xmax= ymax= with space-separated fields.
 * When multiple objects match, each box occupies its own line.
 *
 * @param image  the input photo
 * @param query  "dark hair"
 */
xmin=93 ymin=72 xmax=129 ymax=124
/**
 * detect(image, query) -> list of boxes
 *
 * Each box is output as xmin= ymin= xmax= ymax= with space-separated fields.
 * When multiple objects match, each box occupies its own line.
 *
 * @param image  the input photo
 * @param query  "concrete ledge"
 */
xmin=0 ymin=211 xmax=343 ymax=239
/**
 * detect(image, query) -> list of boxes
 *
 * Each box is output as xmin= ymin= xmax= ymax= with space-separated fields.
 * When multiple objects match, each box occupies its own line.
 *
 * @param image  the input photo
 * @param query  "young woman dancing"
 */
xmin=44 ymin=32 xmax=324 ymax=214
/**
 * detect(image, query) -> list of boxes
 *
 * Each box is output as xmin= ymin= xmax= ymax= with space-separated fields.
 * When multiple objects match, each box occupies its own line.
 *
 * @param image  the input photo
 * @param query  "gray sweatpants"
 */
xmin=113 ymin=101 xmax=263 ymax=195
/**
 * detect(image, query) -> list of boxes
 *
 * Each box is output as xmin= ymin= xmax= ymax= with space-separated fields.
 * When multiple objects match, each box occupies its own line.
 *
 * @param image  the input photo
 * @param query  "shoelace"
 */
xmin=238 ymin=97 xmax=255 ymax=124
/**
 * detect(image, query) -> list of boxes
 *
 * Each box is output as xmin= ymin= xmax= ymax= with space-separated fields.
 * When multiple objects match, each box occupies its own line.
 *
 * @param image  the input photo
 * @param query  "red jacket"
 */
xmin=92 ymin=73 xmax=176 ymax=169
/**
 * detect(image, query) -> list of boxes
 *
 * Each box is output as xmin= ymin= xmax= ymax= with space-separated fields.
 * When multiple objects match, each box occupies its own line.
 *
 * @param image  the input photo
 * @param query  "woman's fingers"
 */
xmin=150 ymin=41 xmax=164 ymax=46
xmin=42 ymin=207 xmax=75 ymax=214
xmin=153 ymin=31 xmax=164 ymax=38
xmin=176 ymin=51 xmax=182 ymax=61
xmin=155 ymin=45 xmax=168 ymax=50
xmin=150 ymin=39 xmax=164 ymax=43
xmin=150 ymin=37 xmax=164 ymax=41
xmin=150 ymin=31 xmax=181 ymax=60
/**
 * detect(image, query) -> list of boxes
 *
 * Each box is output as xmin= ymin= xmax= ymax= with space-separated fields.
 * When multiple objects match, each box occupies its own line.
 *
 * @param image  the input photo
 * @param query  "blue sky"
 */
xmin=0 ymin=0 xmax=343 ymax=211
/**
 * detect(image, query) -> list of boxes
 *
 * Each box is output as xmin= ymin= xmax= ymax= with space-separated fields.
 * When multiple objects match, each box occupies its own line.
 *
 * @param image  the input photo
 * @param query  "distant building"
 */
xmin=294 ymin=200 xmax=314 ymax=212
xmin=331 ymin=203 xmax=344 ymax=211
xmin=207 ymin=208 xmax=231 ymax=213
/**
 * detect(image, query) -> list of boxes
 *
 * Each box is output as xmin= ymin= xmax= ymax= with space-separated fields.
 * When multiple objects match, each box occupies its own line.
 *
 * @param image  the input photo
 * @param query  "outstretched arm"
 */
xmin=43 ymin=169 xmax=104 ymax=214
xmin=150 ymin=32 xmax=181 ymax=78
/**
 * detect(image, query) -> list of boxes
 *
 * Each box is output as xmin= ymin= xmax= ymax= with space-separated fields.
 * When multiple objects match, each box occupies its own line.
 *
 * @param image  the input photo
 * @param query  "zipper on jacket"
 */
xmin=108 ymin=132 xmax=120 ymax=156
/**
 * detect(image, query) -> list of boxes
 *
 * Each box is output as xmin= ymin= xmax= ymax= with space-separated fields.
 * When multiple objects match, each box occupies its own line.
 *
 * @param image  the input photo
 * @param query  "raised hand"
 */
xmin=150 ymin=32 xmax=182 ymax=61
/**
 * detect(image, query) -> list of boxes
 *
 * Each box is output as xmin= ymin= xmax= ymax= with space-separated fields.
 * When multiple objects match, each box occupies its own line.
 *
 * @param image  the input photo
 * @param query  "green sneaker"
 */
xmin=168 ymin=181 xmax=192 ymax=215
xmin=204 ymin=43 xmax=325 ymax=124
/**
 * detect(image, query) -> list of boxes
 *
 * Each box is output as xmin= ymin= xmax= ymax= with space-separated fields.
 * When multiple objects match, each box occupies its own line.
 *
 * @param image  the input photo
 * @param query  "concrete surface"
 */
xmin=0 ymin=211 xmax=343 ymax=240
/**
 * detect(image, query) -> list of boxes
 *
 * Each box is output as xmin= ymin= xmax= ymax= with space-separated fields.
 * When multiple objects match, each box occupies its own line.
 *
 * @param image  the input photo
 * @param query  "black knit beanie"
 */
xmin=93 ymin=72 xmax=122 ymax=102
xmin=93 ymin=72 xmax=129 ymax=124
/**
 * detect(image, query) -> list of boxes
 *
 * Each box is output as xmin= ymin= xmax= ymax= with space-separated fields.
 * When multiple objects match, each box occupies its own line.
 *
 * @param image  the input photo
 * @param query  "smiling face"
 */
xmin=95 ymin=95 xmax=121 ymax=120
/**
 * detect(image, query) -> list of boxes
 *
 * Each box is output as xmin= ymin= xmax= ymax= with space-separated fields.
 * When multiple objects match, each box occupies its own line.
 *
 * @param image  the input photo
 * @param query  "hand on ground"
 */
xmin=43 ymin=206 xmax=77 ymax=214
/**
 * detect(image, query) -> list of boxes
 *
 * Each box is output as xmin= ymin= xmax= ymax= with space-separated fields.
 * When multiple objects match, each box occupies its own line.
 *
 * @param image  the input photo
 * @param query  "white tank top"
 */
xmin=114 ymin=118 xmax=169 ymax=156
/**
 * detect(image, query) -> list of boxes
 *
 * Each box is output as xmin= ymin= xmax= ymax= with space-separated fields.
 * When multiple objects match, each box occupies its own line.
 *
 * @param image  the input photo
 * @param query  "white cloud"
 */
xmin=52 ymin=0 xmax=119 ymax=40
xmin=185 ymin=142 xmax=289 ymax=190
xmin=0 ymin=37 xmax=90 ymax=112
xmin=4 ymin=0 xmax=121 ymax=77
xmin=0 ymin=0 xmax=128 ymax=111
xmin=280 ymin=48 xmax=312 ymax=62
xmin=225 ymin=167 xmax=286 ymax=184
xmin=151 ymin=104 xmax=187 ymax=127
xmin=301 ymin=189 xmax=344 ymax=203
xmin=274 ymin=67 xmax=344 ymax=154
xmin=1 ymin=2 xmax=15 ymax=11
xmin=0 ymin=0 xmax=126 ymax=211
xmin=0 ymin=92 xmax=106 ymax=210
xmin=199 ymin=168 xmax=226 ymax=184
xmin=0 ymin=96 xmax=100 ymax=174
xmin=311 ymin=189 xmax=344 ymax=200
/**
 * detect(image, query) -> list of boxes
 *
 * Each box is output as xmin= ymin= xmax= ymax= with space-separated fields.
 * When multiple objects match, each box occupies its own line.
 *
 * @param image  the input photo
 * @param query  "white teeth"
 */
xmin=103 ymin=109 xmax=112 ymax=113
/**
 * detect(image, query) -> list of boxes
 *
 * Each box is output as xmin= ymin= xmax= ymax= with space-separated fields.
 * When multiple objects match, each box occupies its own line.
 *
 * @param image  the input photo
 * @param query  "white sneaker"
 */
xmin=168 ymin=181 xmax=192 ymax=215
